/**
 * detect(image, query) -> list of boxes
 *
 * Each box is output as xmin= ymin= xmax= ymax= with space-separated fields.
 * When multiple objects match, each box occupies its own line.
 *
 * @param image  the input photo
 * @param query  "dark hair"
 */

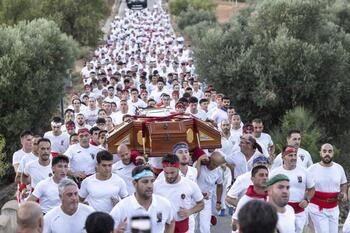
xmin=52 ymin=116 xmax=62 ymax=123
xmin=199 ymin=99 xmax=209 ymax=104
xmin=37 ymin=138 xmax=51 ymax=146
xmin=131 ymin=165 xmax=153 ymax=178
xmin=251 ymin=165 xmax=268 ymax=177
xmin=96 ymin=118 xmax=106 ymax=124
xmin=162 ymin=153 xmax=179 ymax=164
xmin=130 ymin=88 xmax=138 ymax=93
xmin=70 ymin=133 xmax=78 ymax=141
xmin=90 ymin=126 xmax=100 ymax=135
xmin=189 ymin=96 xmax=198 ymax=104
xmin=222 ymin=96 xmax=230 ymax=101
xmin=52 ymin=155 xmax=69 ymax=166
xmin=85 ymin=212 xmax=114 ymax=233
xmin=238 ymin=200 xmax=278 ymax=233
xmin=178 ymin=97 xmax=189 ymax=103
xmin=252 ymin=118 xmax=263 ymax=124
xmin=98 ymin=109 xmax=106 ymax=114
xmin=98 ymin=130 xmax=108 ymax=137
xmin=20 ymin=130 xmax=33 ymax=138
xmin=64 ymin=109 xmax=75 ymax=115
xmin=96 ymin=150 xmax=113 ymax=164
xmin=185 ymin=87 xmax=193 ymax=92
xmin=287 ymin=129 xmax=301 ymax=138
xmin=182 ymin=92 xmax=191 ymax=99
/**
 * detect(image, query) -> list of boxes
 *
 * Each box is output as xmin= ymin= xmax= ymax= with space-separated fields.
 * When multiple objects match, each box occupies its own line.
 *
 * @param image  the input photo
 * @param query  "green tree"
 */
xmin=177 ymin=6 xmax=217 ymax=30
xmin=0 ymin=0 xmax=109 ymax=46
xmin=270 ymin=107 xmax=322 ymax=161
xmin=169 ymin=0 xmax=216 ymax=16
xmin=0 ymin=19 xmax=79 ymax=182
xmin=191 ymin=0 xmax=350 ymax=141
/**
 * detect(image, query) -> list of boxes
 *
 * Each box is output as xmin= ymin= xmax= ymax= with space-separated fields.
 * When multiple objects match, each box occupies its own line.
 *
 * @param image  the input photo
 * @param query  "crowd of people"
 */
xmin=12 ymin=2 xmax=350 ymax=233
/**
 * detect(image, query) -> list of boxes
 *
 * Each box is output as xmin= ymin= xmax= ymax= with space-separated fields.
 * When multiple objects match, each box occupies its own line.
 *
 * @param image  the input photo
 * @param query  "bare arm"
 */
xmin=21 ymin=173 xmax=31 ymax=185
xmin=27 ymin=194 xmax=39 ymax=202
xmin=164 ymin=219 xmax=175 ymax=233
xmin=216 ymin=184 xmax=224 ymax=211
xmin=225 ymin=196 xmax=238 ymax=207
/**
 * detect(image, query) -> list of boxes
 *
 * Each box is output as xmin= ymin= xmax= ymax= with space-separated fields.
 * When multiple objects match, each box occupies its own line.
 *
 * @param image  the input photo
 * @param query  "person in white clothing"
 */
xmin=252 ymin=118 xmax=274 ymax=156
xmin=226 ymin=156 xmax=269 ymax=207
xmin=157 ymin=142 xmax=198 ymax=182
xmin=220 ymin=119 xmax=238 ymax=158
xmin=79 ymin=150 xmax=128 ymax=213
xmin=149 ymin=78 xmax=169 ymax=103
xmin=225 ymin=134 xmax=265 ymax=180
xmin=186 ymin=97 xmax=207 ymax=121
xmin=195 ymin=151 xmax=225 ymax=233
xmin=22 ymin=138 xmax=52 ymax=189
xmin=28 ymin=155 xmax=69 ymax=214
xmin=43 ymin=179 xmax=94 ymax=233
xmin=270 ymin=145 xmax=315 ymax=233
xmin=65 ymin=128 xmax=100 ymax=183
xmin=267 ymin=174 xmax=296 ymax=233
xmin=110 ymin=165 xmax=175 ymax=233
xmin=272 ymin=129 xmax=313 ymax=169
xmin=308 ymin=143 xmax=347 ymax=233
xmin=154 ymin=154 xmax=204 ymax=233
xmin=44 ymin=117 xmax=69 ymax=156
xmin=13 ymin=130 xmax=33 ymax=173
xmin=344 ymin=211 xmax=350 ymax=233
xmin=232 ymin=165 xmax=269 ymax=231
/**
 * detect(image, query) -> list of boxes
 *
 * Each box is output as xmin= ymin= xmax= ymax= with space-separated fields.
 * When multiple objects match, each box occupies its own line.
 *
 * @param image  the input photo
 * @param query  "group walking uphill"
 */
xmin=12 ymin=2 xmax=350 ymax=233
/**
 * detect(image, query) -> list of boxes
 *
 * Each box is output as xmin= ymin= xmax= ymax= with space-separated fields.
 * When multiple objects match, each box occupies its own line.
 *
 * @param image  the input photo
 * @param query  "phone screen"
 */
xmin=131 ymin=216 xmax=151 ymax=233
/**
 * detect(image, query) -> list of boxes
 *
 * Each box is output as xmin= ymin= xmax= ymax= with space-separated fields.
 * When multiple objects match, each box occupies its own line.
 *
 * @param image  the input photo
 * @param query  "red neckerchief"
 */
xmin=245 ymin=185 xmax=267 ymax=200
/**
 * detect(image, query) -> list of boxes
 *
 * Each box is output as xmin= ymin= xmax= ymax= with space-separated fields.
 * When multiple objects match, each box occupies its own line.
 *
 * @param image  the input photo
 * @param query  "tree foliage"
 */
xmin=177 ymin=6 xmax=217 ymax=30
xmin=270 ymin=107 xmax=322 ymax=162
xmin=169 ymin=0 xmax=216 ymax=16
xmin=0 ymin=0 xmax=109 ymax=46
xmin=190 ymin=0 xmax=350 ymax=143
xmin=0 ymin=19 xmax=79 ymax=182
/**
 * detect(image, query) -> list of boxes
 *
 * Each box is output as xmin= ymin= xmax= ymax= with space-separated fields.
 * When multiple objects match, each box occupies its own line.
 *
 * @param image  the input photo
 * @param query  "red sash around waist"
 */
xmin=174 ymin=217 xmax=189 ymax=233
xmin=310 ymin=191 xmax=339 ymax=210
xmin=288 ymin=202 xmax=304 ymax=214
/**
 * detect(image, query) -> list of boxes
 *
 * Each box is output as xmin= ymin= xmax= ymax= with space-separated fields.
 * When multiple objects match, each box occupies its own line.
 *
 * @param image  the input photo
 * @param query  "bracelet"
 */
xmin=304 ymin=197 xmax=310 ymax=203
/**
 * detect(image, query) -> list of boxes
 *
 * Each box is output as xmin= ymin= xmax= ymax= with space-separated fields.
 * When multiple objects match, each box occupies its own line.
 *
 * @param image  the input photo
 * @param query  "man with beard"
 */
xmin=154 ymin=154 xmax=204 ymax=233
xmin=110 ymin=165 xmax=175 ymax=233
xmin=22 ymin=138 xmax=52 ymax=190
xmin=267 ymin=174 xmax=296 ymax=233
xmin=307 ymin=143 xmax=347 ymax=233
xmin=220 ymin=119 xmax=238 ymax=158
xmin=43 ymin=179 xmax=94 ymax=233
xmin=75 ymin=113 xmax=91 ymax=131
xmin=270 ymin=145 xmax=315 ymax=233
xmin=232 ymin=165 xmax=269 ymax=231
xmin=28 ymin=155 xmax=69 ymax=214
xmin=157 ymin=142 xmax=198 ymax=182
xmin=272 ymin=129 xmax=313 ymax=169
xmin=65 ymin=128 xmax=100 ymax=183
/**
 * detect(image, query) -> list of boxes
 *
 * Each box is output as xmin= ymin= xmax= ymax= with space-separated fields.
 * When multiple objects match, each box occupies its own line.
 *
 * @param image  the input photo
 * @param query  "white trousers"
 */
xmin=308 ymin=203 xmax=339 ymax=233
xmin=195 ymin=198 xmax=211 ymax=233
xmin=295 ymin=211 xmax=307 ymax=233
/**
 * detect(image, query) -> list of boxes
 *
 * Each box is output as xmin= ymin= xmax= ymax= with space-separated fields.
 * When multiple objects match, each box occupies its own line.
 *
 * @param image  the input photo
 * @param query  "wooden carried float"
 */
xmin=107 ymin=109 xmax=222 ymax=156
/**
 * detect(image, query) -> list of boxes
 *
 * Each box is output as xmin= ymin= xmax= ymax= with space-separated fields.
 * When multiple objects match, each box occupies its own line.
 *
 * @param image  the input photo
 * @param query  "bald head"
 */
xmin=209 ymin=151 xmax=225 ymax=169
xmin=17 ymin=201 xmax=43 ymax=232
xmin=117 ymin=144 xmax=131 ymax=165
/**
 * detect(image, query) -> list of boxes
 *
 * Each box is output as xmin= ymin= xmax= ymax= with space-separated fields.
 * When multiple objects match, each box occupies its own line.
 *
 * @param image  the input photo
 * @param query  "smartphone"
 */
xmin=131 ymin=215 xmax=151 ymax=233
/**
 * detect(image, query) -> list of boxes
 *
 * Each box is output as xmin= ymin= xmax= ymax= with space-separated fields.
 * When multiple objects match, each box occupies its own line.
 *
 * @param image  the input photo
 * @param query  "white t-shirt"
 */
xmin=24 ymin=160 xmax=52 ymax=188
xmin=13 ymin=149 xmax=32 ymax=168
xmin=154 ymin=177 xmax=203 ymax=221
xmin=225 ymin=150 xmax=263 ymax=179
xmin=128 ymin=99 xmax=147 ymax=114
xmin=210 ymin=108 xmax=228 ymax=124
xmin=43 ymin=203 xmax=94 ymax=233
xmin=32 ymin=177 xmax=61 ymax=213
xmin=220 ymin=134 xmax=238 ymax=158
xmin=272 ymin=148 xmax=313 ymax=169
xmin=110 ymin=194 xmax=174 ymax=233
xmin=157 ymin=166 xmax=198 ymax=182
xmin=79 ymin=174 xmax=129 ymax=213
xmin=307 ymin=162 xmax=347 ymax=192
xmin=232 ymin=195 xmax=263 ymax=220
xmin=43 ymin=131 xmax=70 ymax=154
xmin=270 ymin=166 xmax=315 ymax=202
xmin=64 ymin=144 xmax=100 ymax=175
xmin=255 ymin=132 xmax=273 ymax=152
xmin=18 ymin=153 xmax=37 ymax=173
xmin=112 ymin=161 xmax=136 ymax=194
xmin=186 ymin=109 xmax=207 ymax=121
xmin=82 ymin=108 xmax=99 ymax=126
xmin=227 ymin=171 xmax=252 ymax=199
xmin=196 ymin=164 xmax=223 ymax=199
xmin=276 ymin=205 xmax=296 ymax=233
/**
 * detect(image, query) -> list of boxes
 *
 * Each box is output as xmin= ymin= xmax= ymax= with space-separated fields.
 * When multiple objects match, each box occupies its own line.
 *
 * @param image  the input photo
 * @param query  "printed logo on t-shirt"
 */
xmin=181 ymin=193 xmax=186 ymax=199
xmin=90 ymin=153 xmax=95 ymax=160
xmin=297 ymin=176 xmax=302 ymax=183
xmin=156 ymin=212 xmax=162 ymax=223
xmin=299 ymin=154 xmax=305 ymax=161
